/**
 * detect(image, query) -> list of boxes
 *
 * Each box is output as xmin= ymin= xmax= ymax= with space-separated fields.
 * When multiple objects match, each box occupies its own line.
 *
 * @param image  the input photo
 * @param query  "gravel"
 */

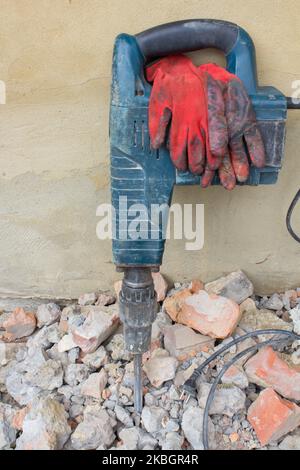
xmin=1 ymin=278 xmax=300 ymax=450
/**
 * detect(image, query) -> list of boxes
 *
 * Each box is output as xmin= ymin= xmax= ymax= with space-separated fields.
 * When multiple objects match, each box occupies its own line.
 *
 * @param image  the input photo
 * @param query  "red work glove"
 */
xmin=199 ymin=63 xmax=266 ymax=189
xmin=146 ymin=55 xmax=227 ymax=174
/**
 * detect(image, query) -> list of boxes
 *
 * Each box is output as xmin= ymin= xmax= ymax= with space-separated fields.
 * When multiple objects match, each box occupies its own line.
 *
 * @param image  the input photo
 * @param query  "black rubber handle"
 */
xmin=136 ymin=19 xmax=239 ymax=62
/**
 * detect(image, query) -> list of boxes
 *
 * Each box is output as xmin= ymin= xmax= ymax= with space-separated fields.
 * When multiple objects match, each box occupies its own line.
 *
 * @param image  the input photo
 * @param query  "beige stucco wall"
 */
xmin=0 ymin=0 xmax=299 ymax=299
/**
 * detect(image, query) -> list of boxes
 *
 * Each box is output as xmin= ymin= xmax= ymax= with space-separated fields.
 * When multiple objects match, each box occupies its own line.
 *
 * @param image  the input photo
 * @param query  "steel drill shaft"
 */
xmin=134 ymin=353 xmax=143 ymax=414
xmin=119 ymin=268 xmax=157 ymax=414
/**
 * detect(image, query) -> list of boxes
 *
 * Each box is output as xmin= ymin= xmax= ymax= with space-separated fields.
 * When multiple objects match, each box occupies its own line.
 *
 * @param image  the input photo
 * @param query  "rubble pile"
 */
xmin=1 ymin=271 xmax=300 ymax=450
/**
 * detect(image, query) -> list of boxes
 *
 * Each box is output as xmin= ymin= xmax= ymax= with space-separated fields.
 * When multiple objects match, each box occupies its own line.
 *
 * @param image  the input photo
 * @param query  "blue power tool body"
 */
xmin=109 ymin=19 xmax=289 ymax=412
xmin=110 ymin=19 xmax=287 ymax=268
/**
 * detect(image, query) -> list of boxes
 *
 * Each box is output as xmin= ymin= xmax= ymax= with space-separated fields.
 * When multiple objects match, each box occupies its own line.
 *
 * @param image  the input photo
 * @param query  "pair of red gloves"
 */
xmin=146 ymin=55 xmax=265 ymax=190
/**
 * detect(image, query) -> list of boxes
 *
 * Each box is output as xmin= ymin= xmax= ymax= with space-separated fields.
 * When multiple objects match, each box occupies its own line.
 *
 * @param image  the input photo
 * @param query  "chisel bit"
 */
xmin=134 ymin=353 xmax=143 ymax=413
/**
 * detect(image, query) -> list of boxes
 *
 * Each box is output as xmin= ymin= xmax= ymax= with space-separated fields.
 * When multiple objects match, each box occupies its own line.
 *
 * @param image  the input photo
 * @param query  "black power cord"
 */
xmin=203 ymin=336 xmax=295 ymax=449
xmin=181 ymin=329 xmax=300 ymax=450
xmin=181 ymin=329 xmax=298 ymax=397
xmin=286 ymin=189 xmax=300 ymax=243
xmin=285 ymin=98 xmax=300 ymax=243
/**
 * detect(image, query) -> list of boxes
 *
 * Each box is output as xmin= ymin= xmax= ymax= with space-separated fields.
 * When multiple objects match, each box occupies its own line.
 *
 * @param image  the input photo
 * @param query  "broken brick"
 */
xmin=164 ymin=289 xmax=240 ymax=339
xmin=81 ymin=369 xmax=107 ymax=399
xmin=57 ymin=334 xmax=77 ymax=353
xmin=205 ymin=270 xmax=253 ymax=304
xmin=36 ymin=303 xmax=61 ymax=328
xmin=78 ymin=292 xmax=97 ymax=306
xmin=95 ymin=292 xmax=116 ymax=307
xmin=152 ymin=272 xmax=168 ymax=302
xmin=190 ymin=279 xmax=204 ymax=294
xmin=239 ymin=298 xmax=292 ymax=332
xmin=247 ymin=388 xmax=300 ymax=445
xmin=11 ymin=406 xmax=29 ymax=431
xmin=3 ymin=308 xmax=36 ymax=340
xmin=71 ymin=305 xmax=119 ymax=354
xmin=114 ymin=280 xmax=122 ymax=297
xmin=143 ymin=348 xmax=178 ymax=388
xmin=163 ymin=324 xmax=215 ymax=361
xmin=142 ymin=338 xmax=161 ymax=364
xmin=245 ymin=346 xmax=300 ymax=400
xmin=16 ymin=397 xmax=71 ymax=450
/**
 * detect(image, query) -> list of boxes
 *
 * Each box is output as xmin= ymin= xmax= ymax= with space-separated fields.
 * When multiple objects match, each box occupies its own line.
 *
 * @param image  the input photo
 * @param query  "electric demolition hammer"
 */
xmin=109 ymin=19 xmax=300 ymax=412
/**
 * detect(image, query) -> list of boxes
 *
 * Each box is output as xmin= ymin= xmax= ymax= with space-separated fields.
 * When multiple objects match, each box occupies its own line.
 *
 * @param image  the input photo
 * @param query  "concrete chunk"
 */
xmin=205 ymin=270 xmax=253 ymax=304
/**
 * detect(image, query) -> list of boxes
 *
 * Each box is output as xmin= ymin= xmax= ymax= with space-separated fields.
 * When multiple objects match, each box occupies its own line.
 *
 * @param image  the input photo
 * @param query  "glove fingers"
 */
xmin=219 ymin=153 xmax=236 ymax=190
xmin=147 ymin=74 xmax=172 ymax=149
xmin=225 ymin=80 xmax=266 ymax=169
xmin=169 ymin=125 xmax=188 ymax=172
xmin=148 ymin=104 xmax=172 ymax=149
xmin=230 ymin=138 xmax=250 ymax=182
xmin=206 ymin=73 xmax=228 ymax=164
xmin=146 ymin=60 xmax=162 ymax=82
xmin=244 ymin=126 xmax=266 ymax=168
xmin=201 ymin=167 xmax=215 ymax=188
xmin=187 ymin=128 xmax=205 ymax=175
xmin=204 ymin=129 xmax=222 ymax=172
xmin=199 ymin=63 xmax=234 ymax=83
